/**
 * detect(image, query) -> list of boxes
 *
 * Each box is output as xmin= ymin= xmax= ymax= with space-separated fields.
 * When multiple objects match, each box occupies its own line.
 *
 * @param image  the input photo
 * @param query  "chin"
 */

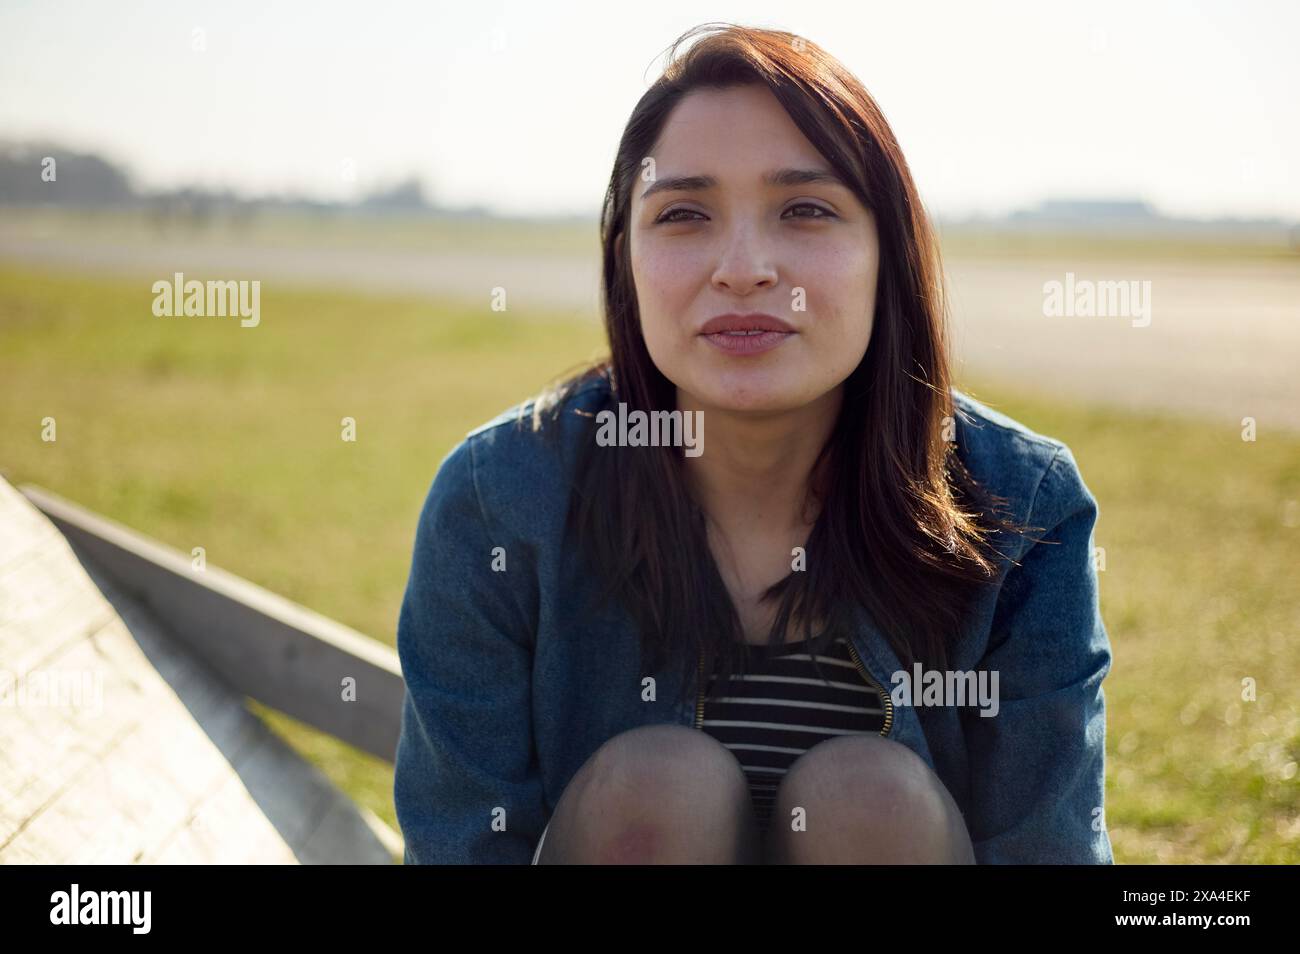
xmin=696 ymin=380 xmax=804 ymax=415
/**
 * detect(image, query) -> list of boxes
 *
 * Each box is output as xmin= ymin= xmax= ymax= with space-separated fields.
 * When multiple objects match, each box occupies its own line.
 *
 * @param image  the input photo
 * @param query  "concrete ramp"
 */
xmin=0 ymin=477 xmax=397 ymax=864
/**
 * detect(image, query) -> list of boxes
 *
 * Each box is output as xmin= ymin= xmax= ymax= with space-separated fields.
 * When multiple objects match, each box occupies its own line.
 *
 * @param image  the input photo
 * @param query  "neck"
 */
xmin=678 ymin=385 xmax=842 ymax=537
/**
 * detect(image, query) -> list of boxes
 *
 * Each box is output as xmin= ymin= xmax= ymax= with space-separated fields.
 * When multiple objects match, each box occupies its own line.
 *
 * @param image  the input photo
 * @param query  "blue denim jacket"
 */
xmin=394 ymin=378 xmax=1114 ymax=864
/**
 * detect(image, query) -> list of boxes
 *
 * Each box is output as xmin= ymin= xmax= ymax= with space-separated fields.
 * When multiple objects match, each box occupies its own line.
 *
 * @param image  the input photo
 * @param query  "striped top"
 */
xmin=699 ymin=634 xmax=887 ymax=834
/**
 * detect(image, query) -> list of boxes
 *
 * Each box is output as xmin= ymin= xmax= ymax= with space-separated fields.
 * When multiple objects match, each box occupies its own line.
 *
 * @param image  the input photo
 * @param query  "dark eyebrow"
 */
xmin=640 ymin=167 xmax=848 ymax=200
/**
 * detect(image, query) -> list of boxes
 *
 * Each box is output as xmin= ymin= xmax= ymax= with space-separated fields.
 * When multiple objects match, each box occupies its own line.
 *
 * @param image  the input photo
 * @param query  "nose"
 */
xmin=710 ymin=223 xmax=779 ymax=296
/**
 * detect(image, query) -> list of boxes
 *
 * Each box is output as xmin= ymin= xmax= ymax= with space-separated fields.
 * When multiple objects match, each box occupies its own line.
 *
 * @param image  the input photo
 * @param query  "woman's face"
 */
xmin=627 ymin=83 xmax=879 ymax=415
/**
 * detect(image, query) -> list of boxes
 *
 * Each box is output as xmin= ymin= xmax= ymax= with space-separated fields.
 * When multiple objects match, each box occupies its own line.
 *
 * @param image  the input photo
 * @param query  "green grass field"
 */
xmin=1 ymin=263 xmax=1296 ymax=863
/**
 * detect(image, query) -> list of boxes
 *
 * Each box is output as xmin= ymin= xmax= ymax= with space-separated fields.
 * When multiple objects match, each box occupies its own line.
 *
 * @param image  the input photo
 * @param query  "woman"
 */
xmin=394 ymin=22 xmax=1113 ymax=864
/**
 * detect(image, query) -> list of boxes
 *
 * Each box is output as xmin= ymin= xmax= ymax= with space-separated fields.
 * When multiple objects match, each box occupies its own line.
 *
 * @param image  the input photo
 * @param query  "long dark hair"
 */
xmin=528 ymin=22 xmax=1035 ymax=700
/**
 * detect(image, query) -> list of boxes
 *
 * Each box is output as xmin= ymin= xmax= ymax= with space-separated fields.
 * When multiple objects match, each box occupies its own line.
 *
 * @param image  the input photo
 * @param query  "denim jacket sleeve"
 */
xmin=962 ymin=444 xmax=1114 ymax=863
xmin=393 ymin=436 xmax=545 ymax=864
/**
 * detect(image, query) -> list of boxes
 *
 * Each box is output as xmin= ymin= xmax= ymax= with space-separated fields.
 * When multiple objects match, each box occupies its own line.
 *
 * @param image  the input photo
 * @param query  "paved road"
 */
xmin=945 ymin=257 xmax=1300 ymax=433
xmin=3 ymin=229 xmax=1296 ymax=432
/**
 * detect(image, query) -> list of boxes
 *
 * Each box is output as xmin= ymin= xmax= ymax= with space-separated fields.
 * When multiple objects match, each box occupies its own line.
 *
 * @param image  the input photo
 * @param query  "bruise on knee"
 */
xmin=596 ymin=819 xmax=663 ymax=864
xmin=541 ymin=724 xmax=758 ymax=863
xmin=768 ymin=735 xmax=969 ymax=862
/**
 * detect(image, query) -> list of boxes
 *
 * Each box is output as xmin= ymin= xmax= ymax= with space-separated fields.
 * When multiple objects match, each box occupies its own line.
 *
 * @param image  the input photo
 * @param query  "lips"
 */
xmin=698 ymin=312 xmax=796 ymax=335
xmin=697 ymin=312 xmax=796 ymax=356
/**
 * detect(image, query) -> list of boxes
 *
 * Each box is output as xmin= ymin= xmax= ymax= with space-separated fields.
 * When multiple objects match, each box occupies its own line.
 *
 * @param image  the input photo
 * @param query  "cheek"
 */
xmin=632 ymin=244 xmax=695 ymax=346
xmin=634 ymin=243 xmax=694 ymax=305
xmin=803 ymin=247 xmax=878 ymax=339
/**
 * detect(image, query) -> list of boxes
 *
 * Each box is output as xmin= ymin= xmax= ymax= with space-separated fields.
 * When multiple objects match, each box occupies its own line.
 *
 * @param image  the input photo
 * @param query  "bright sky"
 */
xmin=1 ymin=0 xmax=1296 ymax=220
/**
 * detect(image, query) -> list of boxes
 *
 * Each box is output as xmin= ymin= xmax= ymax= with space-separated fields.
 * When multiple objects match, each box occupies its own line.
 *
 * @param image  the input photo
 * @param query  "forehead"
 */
xmin=641 ymin=85 xmax=826 ymax=186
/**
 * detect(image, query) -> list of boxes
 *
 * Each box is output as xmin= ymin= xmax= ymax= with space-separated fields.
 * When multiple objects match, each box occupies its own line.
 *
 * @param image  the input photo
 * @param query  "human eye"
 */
xmin=783 ymin=202 xmax=837 ymax=220
xmin=653 ymin=206 xmax=706 ymax=224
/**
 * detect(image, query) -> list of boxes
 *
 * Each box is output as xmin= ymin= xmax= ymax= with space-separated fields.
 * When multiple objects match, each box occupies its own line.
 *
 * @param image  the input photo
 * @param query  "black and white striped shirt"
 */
xmin=699 ymin=634 xmax=887 ymax=833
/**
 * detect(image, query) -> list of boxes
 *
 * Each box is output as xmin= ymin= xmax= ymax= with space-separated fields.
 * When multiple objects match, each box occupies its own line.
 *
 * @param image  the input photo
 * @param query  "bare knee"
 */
xmin=542 ymin=724 xmax=758 ymax=863
xmin=770 ymin=735 xmax=973 ymax=863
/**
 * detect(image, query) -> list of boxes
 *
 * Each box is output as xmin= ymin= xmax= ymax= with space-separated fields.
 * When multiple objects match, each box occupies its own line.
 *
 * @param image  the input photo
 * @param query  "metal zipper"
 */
xmin=694 ymin=647 xmax=706 ymax=729
xmin=845 ymin=637 xmax=894 ymax=737
xmin=694 ymin=640 xmax=894 ymax=737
